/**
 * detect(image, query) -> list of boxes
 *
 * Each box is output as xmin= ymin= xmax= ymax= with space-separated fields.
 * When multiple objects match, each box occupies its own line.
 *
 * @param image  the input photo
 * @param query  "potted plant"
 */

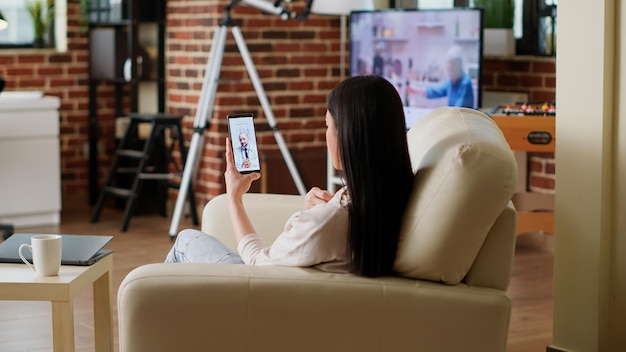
xmin=474 ymin=0 xmax=515 ymax=56
xmin=26 ymin=0 xmax=55 ymax=48
xmin=78 ymin=0 xmax=91 ymax=32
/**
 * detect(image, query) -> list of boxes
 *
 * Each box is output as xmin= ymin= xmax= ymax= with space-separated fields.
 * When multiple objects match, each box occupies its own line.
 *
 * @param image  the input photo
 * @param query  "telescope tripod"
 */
xmin=168 ymin=13 xmax=307 ymax=239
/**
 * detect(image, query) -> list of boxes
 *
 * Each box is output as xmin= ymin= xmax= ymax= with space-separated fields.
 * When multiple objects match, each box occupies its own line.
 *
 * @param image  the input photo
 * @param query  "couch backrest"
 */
xmin=393 ymin=107 xmax=518 ymax=289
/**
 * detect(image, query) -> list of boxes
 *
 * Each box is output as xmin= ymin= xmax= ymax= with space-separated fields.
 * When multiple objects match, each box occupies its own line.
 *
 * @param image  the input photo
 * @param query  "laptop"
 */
xmin=0 ymin=233 xmax=114 ymax=266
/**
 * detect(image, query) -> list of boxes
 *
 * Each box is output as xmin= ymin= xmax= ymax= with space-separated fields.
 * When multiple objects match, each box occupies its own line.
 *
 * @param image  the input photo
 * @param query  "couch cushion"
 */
xmin=394 ymin=107 xmax=517 ymax=284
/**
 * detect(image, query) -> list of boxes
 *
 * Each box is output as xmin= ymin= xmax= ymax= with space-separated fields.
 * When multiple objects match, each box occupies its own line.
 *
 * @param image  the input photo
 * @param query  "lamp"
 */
xmin=0 ymin=11 xmax=8 ymax=31
xmin=310 ymin=0 xmax=376 ymax=192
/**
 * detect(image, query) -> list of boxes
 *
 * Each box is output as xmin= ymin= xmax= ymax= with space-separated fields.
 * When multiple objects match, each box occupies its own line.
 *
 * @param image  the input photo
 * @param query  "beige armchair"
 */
xmin=118 ymin=107 xmax=518 ymax=352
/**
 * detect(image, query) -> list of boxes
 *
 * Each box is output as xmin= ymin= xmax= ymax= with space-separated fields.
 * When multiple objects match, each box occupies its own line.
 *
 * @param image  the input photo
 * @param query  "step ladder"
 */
xmin=90 ymin=113 xmax=199 ymax=232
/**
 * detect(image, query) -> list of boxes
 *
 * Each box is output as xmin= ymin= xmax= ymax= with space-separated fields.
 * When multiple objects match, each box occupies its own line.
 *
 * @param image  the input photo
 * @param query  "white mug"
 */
xmin=18 ymin=235 xmax=62 ymax=276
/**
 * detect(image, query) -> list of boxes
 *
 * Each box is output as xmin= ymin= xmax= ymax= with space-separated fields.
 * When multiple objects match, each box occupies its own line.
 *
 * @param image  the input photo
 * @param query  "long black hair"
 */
xmin=327 ymin=75 xmax=414 ymax=277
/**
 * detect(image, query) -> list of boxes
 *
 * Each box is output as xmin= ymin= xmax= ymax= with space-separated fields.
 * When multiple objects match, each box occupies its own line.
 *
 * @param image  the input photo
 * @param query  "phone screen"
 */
xmin=227 ymin=113 xmax=261 ymax=174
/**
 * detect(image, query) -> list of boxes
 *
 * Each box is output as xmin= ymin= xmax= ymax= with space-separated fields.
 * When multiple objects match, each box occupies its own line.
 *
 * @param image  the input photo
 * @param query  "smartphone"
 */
xmin=227 ymin=113 xmax=261 ymax=174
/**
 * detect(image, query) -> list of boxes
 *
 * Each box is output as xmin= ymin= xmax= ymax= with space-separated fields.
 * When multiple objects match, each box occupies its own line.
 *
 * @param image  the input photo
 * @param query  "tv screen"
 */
xmin=350 ymin=8 xmax=484 ymax=129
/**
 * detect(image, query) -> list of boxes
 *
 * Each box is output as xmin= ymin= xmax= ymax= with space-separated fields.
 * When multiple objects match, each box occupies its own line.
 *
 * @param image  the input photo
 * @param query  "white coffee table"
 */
xmin=0 ymin=253 xmax=113 ymax=352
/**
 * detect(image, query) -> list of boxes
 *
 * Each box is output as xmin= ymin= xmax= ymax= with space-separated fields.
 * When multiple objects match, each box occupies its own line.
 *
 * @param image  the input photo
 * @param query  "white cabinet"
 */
xmin=0 ymin=93 xmax=61 ymax=228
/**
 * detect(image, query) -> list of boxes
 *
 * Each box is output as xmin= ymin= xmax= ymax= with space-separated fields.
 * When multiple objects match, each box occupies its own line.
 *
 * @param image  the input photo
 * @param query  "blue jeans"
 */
xmin=164 ymin=229 xmax=245 ymax=264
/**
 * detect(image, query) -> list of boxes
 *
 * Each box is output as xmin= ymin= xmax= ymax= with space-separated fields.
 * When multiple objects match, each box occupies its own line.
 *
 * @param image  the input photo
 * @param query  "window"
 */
xmin=0 ymin=0 xmax=67 ymax=50
xmin=0 ymin=0 xmax=36 ymax=47
xmin=535 ymin=0 xmax=557 ymax=55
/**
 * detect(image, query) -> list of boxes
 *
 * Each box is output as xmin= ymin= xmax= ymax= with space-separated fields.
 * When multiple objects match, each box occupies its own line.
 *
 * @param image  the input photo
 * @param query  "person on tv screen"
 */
xmin=409 ymin=45 xmax=474 ymax=108
xmin=372 ymin=49 xmax=384 ymax=76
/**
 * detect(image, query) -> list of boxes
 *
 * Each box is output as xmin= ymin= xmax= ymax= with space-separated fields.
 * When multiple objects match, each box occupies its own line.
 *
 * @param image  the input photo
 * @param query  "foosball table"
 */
xmin=488 ymin=103 xmax=556 ymax=235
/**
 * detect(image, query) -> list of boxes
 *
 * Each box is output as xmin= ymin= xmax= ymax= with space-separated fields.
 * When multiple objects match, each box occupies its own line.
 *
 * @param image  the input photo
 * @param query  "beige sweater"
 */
xmin=237 ymin=187 xmax=351 ymax=273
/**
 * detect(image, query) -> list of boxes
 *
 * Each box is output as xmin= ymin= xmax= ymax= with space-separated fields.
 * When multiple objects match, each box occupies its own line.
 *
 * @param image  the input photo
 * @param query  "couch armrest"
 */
xmin=118 ymin=263 xmax=511 ymax=352
xmin=201 ymin=193 xmax=304 ymax=251
xmin=464 ymin=201 xmax=517 ymax=290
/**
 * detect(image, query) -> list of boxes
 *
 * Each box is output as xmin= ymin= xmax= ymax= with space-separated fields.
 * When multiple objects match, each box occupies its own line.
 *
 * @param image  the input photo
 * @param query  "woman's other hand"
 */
xmin=304 ymin=187 xmax=333 ymax=209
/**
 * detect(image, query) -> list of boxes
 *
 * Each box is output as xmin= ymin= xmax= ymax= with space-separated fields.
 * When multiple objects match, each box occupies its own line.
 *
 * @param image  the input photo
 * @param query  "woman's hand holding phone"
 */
xmin=225 ymin=137 xmax=260 ymax=245
xmin=225 ymin=137 xmax=260 ymax=200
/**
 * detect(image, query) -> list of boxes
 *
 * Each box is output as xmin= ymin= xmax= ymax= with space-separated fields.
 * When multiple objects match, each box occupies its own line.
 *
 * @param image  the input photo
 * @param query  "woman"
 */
xmin=166 ymin=75 xmax=414 ymax=277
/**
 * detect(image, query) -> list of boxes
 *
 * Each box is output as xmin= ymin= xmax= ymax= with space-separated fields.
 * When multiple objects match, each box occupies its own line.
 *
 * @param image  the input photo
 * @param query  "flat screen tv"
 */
xmin=350 ymin=8 xmax=484 ymax=129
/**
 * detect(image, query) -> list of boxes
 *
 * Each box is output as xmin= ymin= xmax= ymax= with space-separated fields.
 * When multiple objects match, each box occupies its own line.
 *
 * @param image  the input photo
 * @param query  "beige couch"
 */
xmin=118 ymin=107 xmax=518 ymax=352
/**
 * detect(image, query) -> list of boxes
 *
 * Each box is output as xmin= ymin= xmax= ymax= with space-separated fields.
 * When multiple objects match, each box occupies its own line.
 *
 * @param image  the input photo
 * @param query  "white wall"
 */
xmin=553 ymin=0 xmax=626 ymax=350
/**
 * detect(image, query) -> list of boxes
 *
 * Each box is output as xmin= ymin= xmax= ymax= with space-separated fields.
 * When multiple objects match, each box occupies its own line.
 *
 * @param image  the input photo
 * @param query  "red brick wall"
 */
xmin=529 ymin=152 xmax=556 ymax=193
xmin=166 ymin=0 xmax=340 ymax=205
xmin=482 ymin=56 xmax=556 ymax=194
xmin=482 ymin=56 xmax=556 ymax=102
xmin=0 ymin=1 xmax=557 ymax=207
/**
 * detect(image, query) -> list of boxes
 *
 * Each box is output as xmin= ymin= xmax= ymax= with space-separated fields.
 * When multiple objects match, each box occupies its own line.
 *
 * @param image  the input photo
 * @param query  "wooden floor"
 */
xmin=0 ymin=193 xmax=554 ymax=352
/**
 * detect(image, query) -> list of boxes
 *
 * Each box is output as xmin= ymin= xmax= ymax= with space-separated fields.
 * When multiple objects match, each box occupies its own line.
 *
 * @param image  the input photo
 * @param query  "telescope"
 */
xmin=229 ymin=0 xmax=316 ymax=21
xmin=229 ymin=0 xmax=293 ymax=21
